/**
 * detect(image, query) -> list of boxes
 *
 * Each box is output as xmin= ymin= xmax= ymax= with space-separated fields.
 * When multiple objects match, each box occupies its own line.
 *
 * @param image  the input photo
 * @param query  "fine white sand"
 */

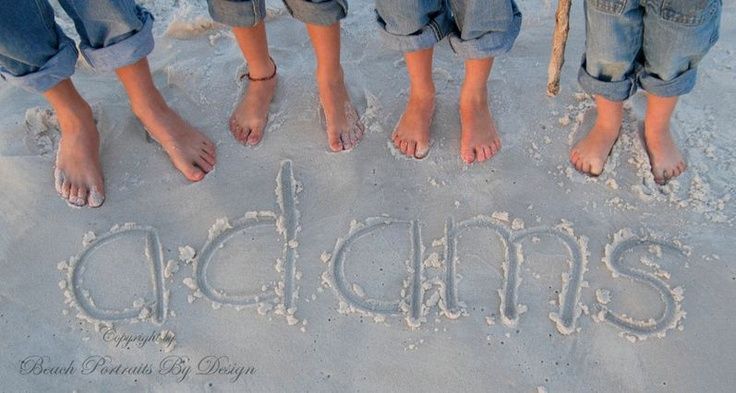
xmin=1 ymin=0 xmax=735 ymax=392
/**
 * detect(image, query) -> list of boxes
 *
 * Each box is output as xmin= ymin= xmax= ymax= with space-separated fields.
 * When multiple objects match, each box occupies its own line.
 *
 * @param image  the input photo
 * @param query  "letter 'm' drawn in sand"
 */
xmin=191 ymin=161 xmax=301 ymax=319
xmin=327 ymin=218 xmax=425 ymax=327
xmin=59 ymin=224 xmax=167 ymax=325
xmin=595 ymin=229 xmax=688 ymax=342
xmin=444 ymin=217 xmax=588 ymax=334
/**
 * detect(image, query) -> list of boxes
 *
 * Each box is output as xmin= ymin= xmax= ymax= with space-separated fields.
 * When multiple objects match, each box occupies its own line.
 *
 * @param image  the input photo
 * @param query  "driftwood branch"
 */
xmin=546 ymin=0 xmax=572 ymax=96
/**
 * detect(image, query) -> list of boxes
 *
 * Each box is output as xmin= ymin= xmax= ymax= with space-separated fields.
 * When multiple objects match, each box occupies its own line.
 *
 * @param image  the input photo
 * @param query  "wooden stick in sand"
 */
xmin=546 ymin=0 xmax=572 ymax=96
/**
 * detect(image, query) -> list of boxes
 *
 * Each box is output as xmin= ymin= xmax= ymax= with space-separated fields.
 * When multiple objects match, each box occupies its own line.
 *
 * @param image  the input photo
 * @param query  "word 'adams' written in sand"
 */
xmin=57 ymin=161 xmax=689 ymax=343
xmin=18 ymin=355 xmax=255 ymax=383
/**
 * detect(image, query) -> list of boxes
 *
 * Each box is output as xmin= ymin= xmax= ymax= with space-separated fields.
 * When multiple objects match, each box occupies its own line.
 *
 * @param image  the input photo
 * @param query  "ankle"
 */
xmin=247 ymin=57 xmax=276 ymax=80
xmin=316 ymin=65 xmax=344 ymax=86
xmin=54 ymin=101 xmax=95 ymax=133
xmin=408 ymin=85 xmax=435 ymax=102
xmin=643 ymin=123 xmax=672 ymax=141
xmin=129 ymin=93 xmax=170 ymax=120
xmin=459 ymin=84 xmax=488 ymax=106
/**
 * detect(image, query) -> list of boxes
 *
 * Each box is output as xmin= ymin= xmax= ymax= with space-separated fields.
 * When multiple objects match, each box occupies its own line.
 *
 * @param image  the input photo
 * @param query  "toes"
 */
xmin=349 ymin=127 xmax=360 ymax=146
xmin=240 ymin=128 xmax=252 ymax=145
xmin=54 ymin=169 xmax=65 ymax=195
xmin=69 ymin=184 xmax=80 ymax=205
xmin=354 ymin=122 xmax=365 ymax=141
xmin=573 ymin=159 xmax=582 ymax=172
xmin=406 ymin=141 xmax=417 ymax=157
xmin=570 ymin=149 xmax=579 ymax=163
xmin=582 ymin=162 xmax=592 ymax=175
xmin=400 ymin=140 xmax=409 ymax=155
xmin=200 ymin=150 xmax=216 ymax=167
xmin=481 ymin=146 xmax=493 ymax=162
xmin=61 ymin=179 xmax=71 ymax=200
xmin=460 ymin=144 xmax=475 ymax=164
xmin=196 ymin=156 xmax=214 ymax=173
xmin=201 ymin=140 xmax=216 ymax=158
xmin=340 ymin=132 xmax=353 ymax=151
xmin=415 ymin=143 xmax=430 ymax=159
xmin=328 ymin=134 xmax=343 ymax=152
xmin=77 ymin=187 xmax=89 ymax=207
xmin=247 ymin=126 xmax=263 ymax=145
xmin=88 ymin=186 xmax=105 ymax=208
xmin=184 ymin=165 xmax=206 ymax=182
xmin=676 ymin=161 xmax=687 ymax=176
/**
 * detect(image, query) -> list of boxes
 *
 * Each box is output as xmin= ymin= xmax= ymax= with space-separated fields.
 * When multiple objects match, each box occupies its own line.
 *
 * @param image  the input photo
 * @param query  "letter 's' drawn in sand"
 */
xmin=595 ymin=229 xmax=688 ymax=342
xmin=61 ymin=224 xmax=167 ymax=325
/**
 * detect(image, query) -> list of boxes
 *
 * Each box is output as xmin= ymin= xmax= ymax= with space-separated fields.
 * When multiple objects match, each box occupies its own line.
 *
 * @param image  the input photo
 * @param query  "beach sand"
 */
xmin=1 ymin=0 xmax=735 ymax=391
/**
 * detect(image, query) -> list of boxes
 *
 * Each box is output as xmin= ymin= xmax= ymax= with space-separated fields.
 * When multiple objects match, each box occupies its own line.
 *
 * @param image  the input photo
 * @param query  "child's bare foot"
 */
xmin=54 ymin=103 xmax=105 ymax=207
xmin=570 ymin=96 xmax=623 ymax=176
xmin=133 ymin=102 xmax=216 ymax=182
xmin=392 ymin=89 xmax=434 ymax=159
xmin=643 ymin=94 xmax=685 ymax=185
xmin=459 ymin=86 xmax=500 ymax=164
xmin=230 ymin=59 xmax=277 ymax=146
xmin=317 ymin=68 xmax=364 ymax=152
xmin=570 ymin=123 xmax=620 ymax=176
xmin=644 ymin=127 xmax=686 ymax=185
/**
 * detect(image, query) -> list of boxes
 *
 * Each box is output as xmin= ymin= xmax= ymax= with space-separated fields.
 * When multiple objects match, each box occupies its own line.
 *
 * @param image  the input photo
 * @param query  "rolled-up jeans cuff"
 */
xmin=448 ymin=8 xmax=522 ymax=59
xmin=0 ymin=30 xmax=78 ymax=93
xmin=79 ymin=8 xmax=155 ymax=71
xmin=208 ymin=0 xmax=265 ymax=27
xmin=577 ymin=60 xmax=637 ymax=101
xmin=638 ymin=68 xmax=697 ymax=97
xmin=285 ymin=0 xmax=347 ymax=25
xmin=377 ymin=10 xmax=452 ymax=53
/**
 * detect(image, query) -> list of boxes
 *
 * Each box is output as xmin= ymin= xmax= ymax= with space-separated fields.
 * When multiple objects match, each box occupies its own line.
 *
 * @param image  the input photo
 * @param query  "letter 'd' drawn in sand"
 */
xmin=194 ymin=160 xmax=300 ymax=311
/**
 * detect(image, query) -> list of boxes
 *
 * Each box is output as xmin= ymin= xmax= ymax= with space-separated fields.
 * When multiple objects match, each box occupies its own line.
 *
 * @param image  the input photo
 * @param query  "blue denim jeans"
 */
xmin=374 ymin=0 xmax=522 ymax=59
xmin=208 ymin=0 xmax=347 ymax=27
xmin=579 ymin=0 xmax=721 ymax=101
xmin=0 ymin=0 xmax=154 ymax=93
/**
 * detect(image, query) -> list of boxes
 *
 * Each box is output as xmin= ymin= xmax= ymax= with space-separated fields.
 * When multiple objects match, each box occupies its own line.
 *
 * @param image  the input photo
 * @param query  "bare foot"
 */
xmin=133 ymin=102 xmax=216 ymax=182
xmin=392 ymin=90 xmax=434 ymax=159
xmin=459 ymin=87 xmax=500 ymax=164
xmin=54 ymin=104 xmax=105 ymax=207
xmin=317 ymin=68 xmax=364 ymax=152
xmin=230 ymin=60 xmax=277 ymax=146
xmin=644 ymin=126 xmax=686 ymax=185
xmin=570 ymin=122 xmax=620 ymax=176
xmin=571 ymin=96 xmax=623 ymax=176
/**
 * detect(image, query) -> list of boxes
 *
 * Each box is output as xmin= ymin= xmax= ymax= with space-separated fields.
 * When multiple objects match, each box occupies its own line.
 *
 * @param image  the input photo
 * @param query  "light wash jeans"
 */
xmin=374 ymin=0 xmax=522 ymax=59
xmin=208 ymin=0 xmax=347 ymax=27
xmin=0 ymin=0 xmax=153 ymax=93
xmin=579 ymin=0 xmax=721 ymax=101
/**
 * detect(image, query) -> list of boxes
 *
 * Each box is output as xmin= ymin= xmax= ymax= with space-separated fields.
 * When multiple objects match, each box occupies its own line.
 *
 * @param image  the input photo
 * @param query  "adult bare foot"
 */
xmin=317 ymin=68 xmax=364 ymax=152
xmin=54 ymin=103 xmax=105 ymax=207
xmin=459 ymin=86 xmax=500 ymax=164
xmin=230 ymin=59 xmax=277 ymax=146
xmin=133 ymin=101 xmax=216 ymax=182
xmin=644 ymin=127 xmax=686 ymax=185
xmin=392 ymin=89 xmax=434 ymax=159
xmin=570 ymin=96 xmax=623 ymax=176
